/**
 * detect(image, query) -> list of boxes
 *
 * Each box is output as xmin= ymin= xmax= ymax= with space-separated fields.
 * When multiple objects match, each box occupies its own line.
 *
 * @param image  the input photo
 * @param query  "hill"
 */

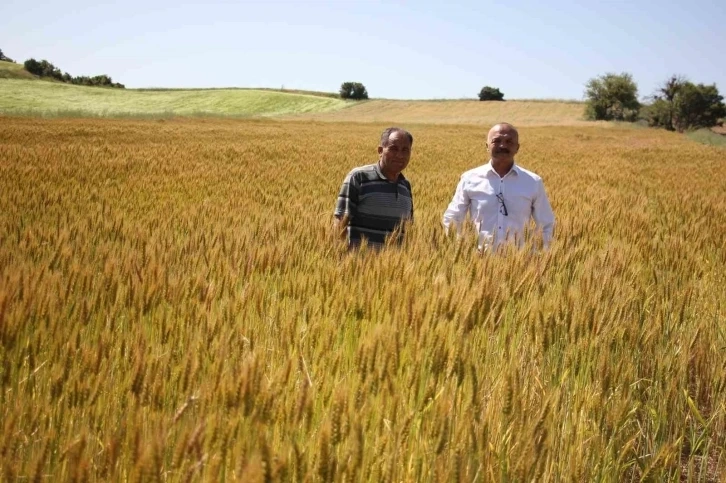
xmin=0 ymin=78 xmax=349 ymax=117
xmin=1 ymin=61 xmax=586 ymax=124
xmin=0 ymin=60 xmax=37 ymax=80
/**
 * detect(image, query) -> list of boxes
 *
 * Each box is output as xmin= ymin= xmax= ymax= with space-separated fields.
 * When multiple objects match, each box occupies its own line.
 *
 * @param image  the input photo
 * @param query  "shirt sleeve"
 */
xmin=334 ymin=171 xmax=359 ymax=219
xmin=442 ymin=175 xmax=470 ymax=233
xmin=531 ymin=178 xmax=555 ymax=247
xmin=409 ymin=182 xmax=414 ymax=222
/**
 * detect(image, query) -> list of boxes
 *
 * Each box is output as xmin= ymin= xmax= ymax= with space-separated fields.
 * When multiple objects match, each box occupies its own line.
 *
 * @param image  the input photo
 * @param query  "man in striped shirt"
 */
xmin=334 ymin=127 xmax=414 ymax=248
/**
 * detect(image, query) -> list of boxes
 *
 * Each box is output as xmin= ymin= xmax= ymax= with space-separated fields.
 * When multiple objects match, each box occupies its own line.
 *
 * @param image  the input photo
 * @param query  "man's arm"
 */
xmin=333 ymin=171 xmax=359 ymax=239
xmin=442 ymin=175 xmax=470 ymax=234
xmin=408 ymin=182 xmax=414 ymax=222
xmin=332 ymin=214 xmax=349 ymax=239
xmin=531 ymin=178 xmax=555 ymax=247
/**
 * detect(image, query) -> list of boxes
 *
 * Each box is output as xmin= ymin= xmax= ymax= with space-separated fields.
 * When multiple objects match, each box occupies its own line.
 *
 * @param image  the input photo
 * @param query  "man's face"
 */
xmin=487 ymin=126 xmax=519 ymax=164
xmin=378 ymin=131 xmax=412 ymax=174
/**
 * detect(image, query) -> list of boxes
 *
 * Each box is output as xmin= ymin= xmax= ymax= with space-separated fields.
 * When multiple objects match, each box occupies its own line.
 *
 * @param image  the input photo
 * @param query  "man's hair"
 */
xmin=380 ymin=127 xmax=413 ymax=147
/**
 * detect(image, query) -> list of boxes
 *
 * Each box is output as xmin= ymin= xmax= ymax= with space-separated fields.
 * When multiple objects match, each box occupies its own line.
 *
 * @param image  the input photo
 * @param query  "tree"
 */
xmin=24 ymin=58 xmax=62 ymax=80
xmin=0 ymin=48 xmax=13 ymax=62
xmin=478 ymin=86 xmax=504 ymax=101
xmin=674 ymin=83 xmax=725 ymax=131
xmin=643 ymin=76 xmax=725 ymax=132
xmin=640 ymin=99 xmax=671 ymax=130
xmin=24 ymin=58 xmax=41 ymax=76
xmin=584 ymin=72 xmax=640 ymax=121
xmin=648 ymin=75 xmax=686 ymax=131
xmin=38 ymin=60 xmax=63 ymax=80
xmin=339 ymin=82 xmax=368 ymax=100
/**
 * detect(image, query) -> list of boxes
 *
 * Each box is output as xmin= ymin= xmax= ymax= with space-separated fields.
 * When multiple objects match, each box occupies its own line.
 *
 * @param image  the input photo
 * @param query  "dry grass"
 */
xmin=286 ymin=99 xmax=589 ymax=126
xmin=1 ymin=117 xmax=725 ymax=482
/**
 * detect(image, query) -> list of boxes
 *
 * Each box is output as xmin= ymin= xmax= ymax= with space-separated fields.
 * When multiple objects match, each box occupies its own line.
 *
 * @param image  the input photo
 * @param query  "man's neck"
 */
xmin=378 ymin=162 xmax=400 ymax=182
xmin=491 ymin=159 xmax=514 ymax=178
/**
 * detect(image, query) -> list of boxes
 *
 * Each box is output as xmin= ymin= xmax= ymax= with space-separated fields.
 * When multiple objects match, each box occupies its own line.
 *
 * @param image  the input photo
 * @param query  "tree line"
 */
xmin=1 ymin=48 xmax=124 ymax=88
xmin=339 ymin=81 xmax=505 ymax=102
xmin=584 ymin=72 xmax=724 ymax=132
xmin=23 ymin=58 xmax=125 ymax=88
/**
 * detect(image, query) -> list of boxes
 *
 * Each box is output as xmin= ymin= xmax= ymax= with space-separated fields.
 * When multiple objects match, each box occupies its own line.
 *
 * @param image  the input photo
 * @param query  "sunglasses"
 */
xmin=496 ymin=192 xmax=508 ymax=216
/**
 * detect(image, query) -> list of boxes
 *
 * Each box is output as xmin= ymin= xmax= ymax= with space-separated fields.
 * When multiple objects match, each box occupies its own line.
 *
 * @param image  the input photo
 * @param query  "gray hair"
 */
xmin=380 ymin=127 xmax=413 ymax=147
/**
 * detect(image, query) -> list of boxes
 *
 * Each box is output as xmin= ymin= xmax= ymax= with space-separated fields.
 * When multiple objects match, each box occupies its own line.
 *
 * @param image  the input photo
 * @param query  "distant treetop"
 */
xmin=340 ymin=82 xmax=369 ymax=100
xmin=583 ymin=72 xmax=639 ymax=122
xmin=478 ymin=86 xmax=505 ymax=101
xmin=0 ymin=48 xmax=14 ymax=62
xmin=643 ymin=75 xmax=725 ymax=132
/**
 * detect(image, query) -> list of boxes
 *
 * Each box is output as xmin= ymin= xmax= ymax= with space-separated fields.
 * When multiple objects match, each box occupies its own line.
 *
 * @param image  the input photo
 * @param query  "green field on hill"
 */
xmin=0 ymin=63 xmax=351 ymax=118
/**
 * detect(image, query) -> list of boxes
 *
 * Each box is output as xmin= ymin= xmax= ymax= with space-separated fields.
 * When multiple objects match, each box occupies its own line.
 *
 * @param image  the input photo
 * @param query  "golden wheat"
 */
xmin=0 ymin=117 xmax=724 ymax=482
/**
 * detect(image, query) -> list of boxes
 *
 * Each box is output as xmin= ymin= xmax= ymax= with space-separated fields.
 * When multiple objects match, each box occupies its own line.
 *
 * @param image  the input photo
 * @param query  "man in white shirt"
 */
xmin=442 ymin=123 xmax=555 ymax=251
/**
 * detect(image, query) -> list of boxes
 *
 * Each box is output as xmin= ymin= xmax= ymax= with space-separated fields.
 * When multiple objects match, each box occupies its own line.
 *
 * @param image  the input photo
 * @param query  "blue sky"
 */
xmin=2 ymin=0 xmax=724 ymax=100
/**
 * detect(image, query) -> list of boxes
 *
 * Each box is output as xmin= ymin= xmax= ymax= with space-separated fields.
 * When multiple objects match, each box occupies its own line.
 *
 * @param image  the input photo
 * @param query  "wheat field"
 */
xmin=285 ymin=99 xmax=587 ymax=126
xmin=1 ymin=117 xmax=725 ymax=482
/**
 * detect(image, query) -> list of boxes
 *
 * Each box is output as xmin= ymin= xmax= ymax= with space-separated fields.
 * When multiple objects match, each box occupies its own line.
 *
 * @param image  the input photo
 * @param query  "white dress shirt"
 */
xmin=442 ymin=161 xmax=555 ymax=250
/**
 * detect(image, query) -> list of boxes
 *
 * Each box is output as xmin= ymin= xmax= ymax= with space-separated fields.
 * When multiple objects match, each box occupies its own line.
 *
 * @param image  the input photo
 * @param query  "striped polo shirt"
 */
xmin=334 ymin=163 xmax=414 ymax=247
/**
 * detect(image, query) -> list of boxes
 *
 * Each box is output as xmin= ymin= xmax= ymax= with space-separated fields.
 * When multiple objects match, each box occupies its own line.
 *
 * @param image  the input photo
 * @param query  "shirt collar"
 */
xmin=375 ymin=162 xmax=406 ymax=182
xmin=483 ymin=160 xmax=520 ymax=177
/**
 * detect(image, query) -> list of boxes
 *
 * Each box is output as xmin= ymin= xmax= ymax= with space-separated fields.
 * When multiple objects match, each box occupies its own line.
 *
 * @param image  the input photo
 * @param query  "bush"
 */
xmin=478 ymin=86 xmax=504 ymax=101
xmin=584 ymin=73 xmax=640 ymax=121
xmin=640 ymin=99 xmax=671 ymax=129
xmin=339 ymin=82 xmax=368 ymax=100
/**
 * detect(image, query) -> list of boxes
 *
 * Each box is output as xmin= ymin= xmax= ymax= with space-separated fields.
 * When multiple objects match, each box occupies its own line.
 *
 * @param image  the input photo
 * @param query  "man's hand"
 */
xmin=332 ymin=215 xmax=349 ymax=239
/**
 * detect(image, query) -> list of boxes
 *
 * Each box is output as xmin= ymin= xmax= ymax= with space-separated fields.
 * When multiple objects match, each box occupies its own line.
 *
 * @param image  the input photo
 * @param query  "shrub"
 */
xmin=339 ymin=82 xmax=368 ymax=100
xmin=478 ymin=86 xmax=505 ymax=101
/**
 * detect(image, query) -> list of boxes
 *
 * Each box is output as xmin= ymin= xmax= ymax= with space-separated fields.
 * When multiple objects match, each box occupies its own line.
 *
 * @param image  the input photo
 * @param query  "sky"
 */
xmin=2 ymin=0 xmax=725 ymax=100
